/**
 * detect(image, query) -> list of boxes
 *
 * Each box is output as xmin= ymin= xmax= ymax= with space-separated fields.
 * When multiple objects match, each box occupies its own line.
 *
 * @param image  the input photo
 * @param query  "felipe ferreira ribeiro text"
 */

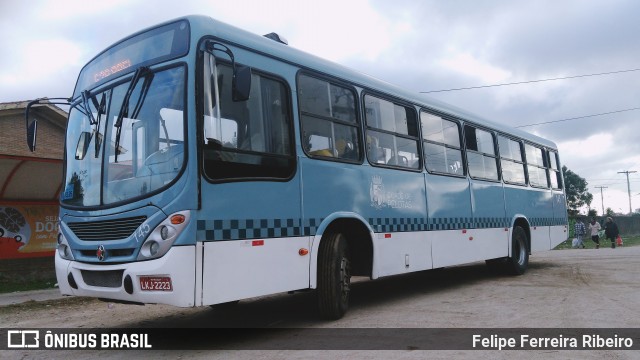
xmin=473 ymin=334 xmax=634 ymax=350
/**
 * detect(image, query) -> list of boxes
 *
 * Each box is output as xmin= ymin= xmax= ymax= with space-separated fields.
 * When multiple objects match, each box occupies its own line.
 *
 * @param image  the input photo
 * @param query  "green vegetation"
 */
xmin=554 ymin=234 xmax=640 ymax=250
xmin=0 ymin=279 xmax=57 ymax=294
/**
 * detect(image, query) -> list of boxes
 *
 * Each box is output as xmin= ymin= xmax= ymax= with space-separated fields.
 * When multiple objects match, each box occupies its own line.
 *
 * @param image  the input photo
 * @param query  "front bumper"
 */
xmin=56 ymin=245 xmax=196 ymax=307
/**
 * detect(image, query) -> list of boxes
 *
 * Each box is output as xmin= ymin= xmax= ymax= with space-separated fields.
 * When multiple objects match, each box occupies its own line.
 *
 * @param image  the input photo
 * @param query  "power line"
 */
xmin=420 ymin=68 xmax=640 ymax=93
xmin=515 ymin=107 xmax=640 ymax=128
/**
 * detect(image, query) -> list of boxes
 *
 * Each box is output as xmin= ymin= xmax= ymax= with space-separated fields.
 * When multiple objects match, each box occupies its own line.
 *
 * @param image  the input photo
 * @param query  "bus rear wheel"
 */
xmin=506 ymin=225 xmax=529 ymax=275
xmin=317 ymin=232 xmax=351 ymax=320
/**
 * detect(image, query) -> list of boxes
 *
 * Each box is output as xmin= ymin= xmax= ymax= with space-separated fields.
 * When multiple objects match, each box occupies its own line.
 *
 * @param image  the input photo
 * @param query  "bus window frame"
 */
xmin=198 ymin=51 xmax=297 ymax=184
xmin=362 ymin=91 xmax=422 ymax=172
xmin=523 ymin=141 xmax=551 ymax=189
xmin=463 ymin=123 xmax=501 ymax=182
xmin=547 ymin=149 xmax=563 ymax=190
xmin=497 ymin=133 xmax=527 ymax=187
xmin=420 ymin=108 xmax=467 ymax=178
xmin=296 ymin=71 xmax=363 ymax=165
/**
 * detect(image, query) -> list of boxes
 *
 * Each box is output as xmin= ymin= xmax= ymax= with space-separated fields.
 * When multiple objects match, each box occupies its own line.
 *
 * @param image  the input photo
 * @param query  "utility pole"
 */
xmin=595 ymin=186 xmax=608 ymax=216
xmin=618 ymin=170 xmax=637 ymax=214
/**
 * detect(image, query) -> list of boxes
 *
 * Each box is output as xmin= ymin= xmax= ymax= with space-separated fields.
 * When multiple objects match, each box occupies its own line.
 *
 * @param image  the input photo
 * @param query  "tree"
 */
xmin=562 ymin=165 xmax=593 ymax=216
xmin=605 ymin=207 xmax=615 ymax=217
xmin=587 ymin=208 xmax=598 ymax=217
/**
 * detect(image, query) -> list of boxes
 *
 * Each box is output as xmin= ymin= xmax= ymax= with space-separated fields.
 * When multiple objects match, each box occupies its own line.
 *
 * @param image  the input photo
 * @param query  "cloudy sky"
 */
xmin=1 ymin=0 xmax=639 ymax=214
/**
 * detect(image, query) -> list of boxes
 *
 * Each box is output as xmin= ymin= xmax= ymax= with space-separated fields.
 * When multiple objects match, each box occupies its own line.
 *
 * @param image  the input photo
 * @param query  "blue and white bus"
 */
xmin=26 ymin=15 xmax=567 ymax=319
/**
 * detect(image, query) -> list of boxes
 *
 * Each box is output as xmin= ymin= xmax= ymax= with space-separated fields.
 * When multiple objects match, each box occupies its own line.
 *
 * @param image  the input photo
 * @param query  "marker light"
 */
xmin=170 ymin=214 xmax=186 ymax=225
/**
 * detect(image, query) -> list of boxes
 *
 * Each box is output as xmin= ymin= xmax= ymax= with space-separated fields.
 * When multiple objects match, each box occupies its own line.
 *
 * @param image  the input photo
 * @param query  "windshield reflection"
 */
xmin=62 ymin=65 xmax=186 ymax=207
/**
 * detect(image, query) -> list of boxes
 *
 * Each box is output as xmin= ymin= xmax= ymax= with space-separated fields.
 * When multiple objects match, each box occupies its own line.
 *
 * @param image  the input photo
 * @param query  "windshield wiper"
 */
xmin=114 ymin=66 xmax=152 ymax=162
xmin=92 ymin=93 xmax=106 ymax=158
xmin=80 ymin=90 xmax=107 ymax=158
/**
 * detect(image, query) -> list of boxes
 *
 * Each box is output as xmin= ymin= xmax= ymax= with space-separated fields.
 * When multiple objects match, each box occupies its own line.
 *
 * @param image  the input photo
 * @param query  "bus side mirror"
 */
xmin=27 ymin=120 xmax=38 ymax=152
xmin=25 ymin=101 xmax=39 ymax=152
xmin=232 ymin=65 xmax=251 ymax=102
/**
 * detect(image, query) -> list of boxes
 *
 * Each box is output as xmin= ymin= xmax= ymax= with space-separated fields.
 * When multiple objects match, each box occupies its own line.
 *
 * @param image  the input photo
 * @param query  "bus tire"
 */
xmin=506 ymin=226 xmax=529 ymax=275
xmin=317 ymin=232 xmax=351 ymax=320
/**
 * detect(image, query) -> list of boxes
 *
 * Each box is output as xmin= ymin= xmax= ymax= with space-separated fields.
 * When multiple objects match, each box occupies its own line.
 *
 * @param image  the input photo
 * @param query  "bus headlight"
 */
xmin=57 ymin=232 xmax=75 ymax=261
xmin=137 ymin=210 xmax=190 ymax=261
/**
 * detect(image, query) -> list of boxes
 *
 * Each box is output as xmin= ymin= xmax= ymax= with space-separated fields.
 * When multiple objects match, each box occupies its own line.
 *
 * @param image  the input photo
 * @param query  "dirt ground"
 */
xmin=2 ymin=246 xmax=640 ymax=359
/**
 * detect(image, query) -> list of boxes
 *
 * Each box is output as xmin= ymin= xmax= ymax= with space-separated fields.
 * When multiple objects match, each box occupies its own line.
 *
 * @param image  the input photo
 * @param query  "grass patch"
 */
xmin=554 ymin=234 xmax=640 ymax=250
xmin=0 ymin=296 xmax=98 ymax=315
xmin=0 ymin=279 xmax=57 ymax=294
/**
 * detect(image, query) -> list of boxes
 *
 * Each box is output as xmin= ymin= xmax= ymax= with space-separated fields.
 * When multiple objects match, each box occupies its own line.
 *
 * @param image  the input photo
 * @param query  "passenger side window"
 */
xmin=201 ymin=58 xmax=295 ymax=181
xmin=548 ymin=150 xmax=562 ymax=189
xmin=465 ymin=125 xmax=499 ymax=181
xmin=525 ymin=144 xmax=549 ymax=188
xmin=421 ymin=112 xmax=464 ymax=176
xmin=365 ymin=95 xmax=420 ymax=170
xmin=498 ymin=135 xmax=526 ymax=185
xmin=298 ymin=74 xmax=360 ymax=161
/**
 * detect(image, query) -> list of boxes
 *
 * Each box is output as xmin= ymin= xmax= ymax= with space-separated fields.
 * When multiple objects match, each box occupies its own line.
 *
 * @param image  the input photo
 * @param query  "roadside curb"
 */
xmin=0 ymin=288 xmax=64 ymax=307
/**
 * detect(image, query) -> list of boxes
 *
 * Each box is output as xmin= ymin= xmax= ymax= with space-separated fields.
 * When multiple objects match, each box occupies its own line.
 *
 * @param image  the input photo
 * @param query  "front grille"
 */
xmin=81 ymin=270 xmax=124 ymax=288
xmin=67 ymin=216 xmax=147 ymax=241
xmin=80 ymin=248 xmax=135 ymax=258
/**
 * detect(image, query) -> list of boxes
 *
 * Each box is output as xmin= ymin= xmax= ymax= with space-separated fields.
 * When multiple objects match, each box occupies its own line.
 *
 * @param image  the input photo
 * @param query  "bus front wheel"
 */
xmin=316 ymin=232 xmax=351 ymax=320
xmin=506 ymin=226 xmax=529 ymax=275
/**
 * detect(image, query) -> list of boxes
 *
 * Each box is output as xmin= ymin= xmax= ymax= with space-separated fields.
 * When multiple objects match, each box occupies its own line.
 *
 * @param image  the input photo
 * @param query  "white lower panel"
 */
xmin=530 ymin=226 xmax=550 ymax=252
xmin=202 ymin=237 xmax=310 ymax=305
xmin=373 ymin=232 xmax=432 ymax=278
xmin=55 ymin=246 xmax=196 ymax=307
xmin=432 ymin=228 xmax=509 ymax=268
xmin=550 ymin=225 xmax=568 ymax=250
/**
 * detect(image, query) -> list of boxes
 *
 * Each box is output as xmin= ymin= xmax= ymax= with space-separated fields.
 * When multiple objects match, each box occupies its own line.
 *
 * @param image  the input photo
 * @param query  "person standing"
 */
xmin=573 ymin=217 xmax=586 ymax=249
xmin=588 ymin=217 xmax=601 ymax=249
xmin=604 ymin=217 xmax=620 ymax=249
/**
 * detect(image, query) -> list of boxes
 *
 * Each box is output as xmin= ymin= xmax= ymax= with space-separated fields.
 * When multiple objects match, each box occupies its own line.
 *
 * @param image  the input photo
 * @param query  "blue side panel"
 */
xmin=361 ymin=166 xmax=428 ymax=233
xmin=503 ymin=185 xmax=527 ymax=223
xmin=197 ymin=177 xmax=301 ymax=241
xmin=470 ymin=180 xmax=508 ymax=228
xmin=505 ymin=186 xmax=553 ymax=226
xmin=552 ymin=190 xmax=568 ymax=225
xmin=425 ymin=175 xmax=472 ymax=230
xmin=300 ymin=159 xmax=427 ymax=235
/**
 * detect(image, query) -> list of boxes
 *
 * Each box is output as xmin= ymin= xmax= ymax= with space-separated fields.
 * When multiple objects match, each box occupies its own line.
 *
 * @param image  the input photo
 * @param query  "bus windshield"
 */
xmin=62 ymin=65 xmax=186 ymax=207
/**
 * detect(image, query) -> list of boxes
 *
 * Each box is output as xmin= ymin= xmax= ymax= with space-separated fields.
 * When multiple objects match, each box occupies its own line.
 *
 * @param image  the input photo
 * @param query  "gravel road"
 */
xmin=2 ymin=246 xmax=639 ymax=359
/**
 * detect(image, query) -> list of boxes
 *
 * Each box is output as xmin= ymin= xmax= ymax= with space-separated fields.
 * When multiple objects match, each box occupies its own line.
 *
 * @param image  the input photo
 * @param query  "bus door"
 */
xmin=464 ymin=125 xmax=508 ymax=261
xmin=523 ymin=144 xmax=554 ymax=251
xmin=198 ymin=53 xmax=307 ymax=305
xmin=549 ymin=150 xmax=567 ymax=248
xmin=420 ymin=112 xmax=474 ymax=268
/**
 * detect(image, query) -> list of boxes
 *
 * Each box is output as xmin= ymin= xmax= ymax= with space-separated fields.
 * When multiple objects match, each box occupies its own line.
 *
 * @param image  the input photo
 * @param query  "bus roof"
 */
xmin=120 ymin=15 xmax=559 ymax=150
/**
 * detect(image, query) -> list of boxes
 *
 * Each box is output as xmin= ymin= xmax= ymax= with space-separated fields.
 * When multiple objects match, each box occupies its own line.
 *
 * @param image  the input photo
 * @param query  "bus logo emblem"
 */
xmin=97 ymin=245 xmax=106 ymax=261
xmin=370 ymin=175 xmax=385 ymax=210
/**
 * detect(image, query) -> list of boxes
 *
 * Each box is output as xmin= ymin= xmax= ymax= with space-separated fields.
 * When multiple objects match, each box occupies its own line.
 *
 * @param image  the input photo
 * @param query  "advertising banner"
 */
xmin=0 ymin=203 xmax=58 ymax=259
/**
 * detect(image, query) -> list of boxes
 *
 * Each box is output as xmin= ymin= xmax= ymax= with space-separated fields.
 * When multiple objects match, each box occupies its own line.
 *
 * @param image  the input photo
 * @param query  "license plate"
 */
xmin=139 ymin=276 xmax=173 ymax=291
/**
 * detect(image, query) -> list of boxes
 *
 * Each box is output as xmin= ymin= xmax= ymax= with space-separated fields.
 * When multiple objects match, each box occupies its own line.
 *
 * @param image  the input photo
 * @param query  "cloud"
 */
xmin=439 ymin=52 xmax=511 ymax=84
xmin=1 ymin=0 xmax=639 ymax=213
xmin=0 ymin=39 xmax=83 ymax=86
